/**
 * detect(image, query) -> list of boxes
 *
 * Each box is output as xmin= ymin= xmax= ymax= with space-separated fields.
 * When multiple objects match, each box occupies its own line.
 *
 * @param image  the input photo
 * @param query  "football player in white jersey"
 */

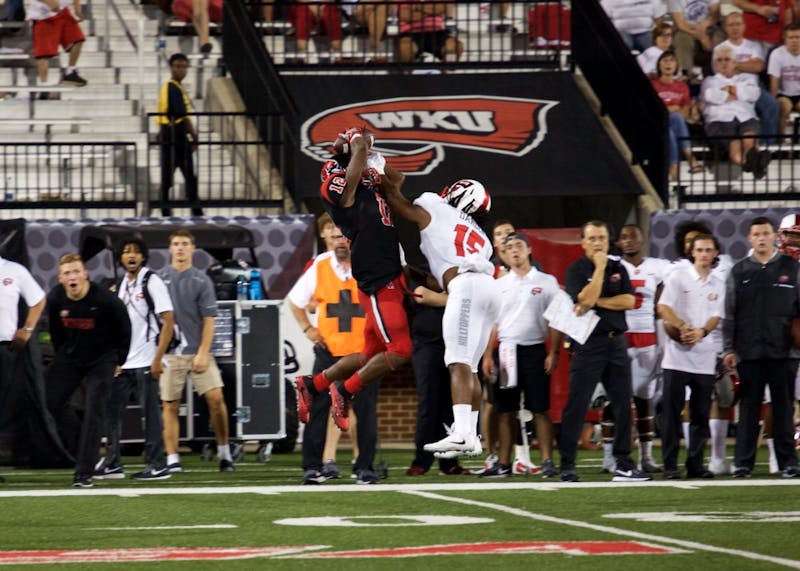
xmin=383 ymin=178 xmax=499 ymax=456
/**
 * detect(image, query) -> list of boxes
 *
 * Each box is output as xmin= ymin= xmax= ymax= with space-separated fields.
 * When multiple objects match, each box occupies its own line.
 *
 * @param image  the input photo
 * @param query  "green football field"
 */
xmin=0 ymin=448 xmax=798 ymax=569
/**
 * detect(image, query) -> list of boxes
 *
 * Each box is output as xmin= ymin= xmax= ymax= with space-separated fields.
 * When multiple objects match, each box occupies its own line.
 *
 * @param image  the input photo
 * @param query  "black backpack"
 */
xmin=118 ymin=269 xmax=180 ymax=353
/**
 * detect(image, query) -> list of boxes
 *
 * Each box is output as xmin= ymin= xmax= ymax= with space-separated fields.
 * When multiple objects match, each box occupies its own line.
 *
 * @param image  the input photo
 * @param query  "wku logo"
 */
xmin=301 ymin=96 xmax=559 ymax=175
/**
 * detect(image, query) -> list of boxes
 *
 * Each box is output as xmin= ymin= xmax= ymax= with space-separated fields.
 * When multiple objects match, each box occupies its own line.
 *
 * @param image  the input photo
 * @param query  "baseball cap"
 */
xmin=503 ymin=232 xmax=530 ymax=247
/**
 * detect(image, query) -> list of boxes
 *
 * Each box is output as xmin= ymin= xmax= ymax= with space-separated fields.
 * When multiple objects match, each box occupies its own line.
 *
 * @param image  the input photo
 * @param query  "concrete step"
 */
xmin=32 ymin=99 xmax=136 ymax=119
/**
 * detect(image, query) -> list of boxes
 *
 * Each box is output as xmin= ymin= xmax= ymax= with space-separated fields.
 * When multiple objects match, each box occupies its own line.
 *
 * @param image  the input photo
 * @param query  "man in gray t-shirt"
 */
xmin=159 ymin=229 xmax=235 ymax=473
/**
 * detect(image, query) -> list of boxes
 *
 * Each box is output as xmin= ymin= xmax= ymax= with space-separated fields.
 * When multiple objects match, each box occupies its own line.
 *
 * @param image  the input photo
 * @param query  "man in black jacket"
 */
xmin=46 ymin=253 xmax=131 ymax=488
xmin=722 ymin=216 xmax=800 ymax=479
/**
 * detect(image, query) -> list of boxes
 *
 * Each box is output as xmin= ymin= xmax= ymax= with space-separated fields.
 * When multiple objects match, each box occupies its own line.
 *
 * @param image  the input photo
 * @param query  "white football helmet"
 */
xmin=778 ymin=213 xmax=800 ymax=260
xmin=440 ymin=179 xmax=491 ymax=215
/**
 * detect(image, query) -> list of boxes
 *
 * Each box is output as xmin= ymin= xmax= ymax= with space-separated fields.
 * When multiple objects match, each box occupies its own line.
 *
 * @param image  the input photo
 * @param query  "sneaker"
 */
xmin=132 ymin=467 xmax=172 ymax=481
xmin=541 ymin=458 xmax=557 ymax=478
xmin=61 ymin=70 xmax=87 ymax=87
xmin=512 ymin=458 xmax=540 ymax=475
xmin=640 ymin=459 xmax=663 ymax=473
xmin=167 ymin=462 xmax=184 ymax=474
xmin=200 ymin=42 xmax=213 ymax=55
xmin=438 ymin=465 xmax=471 ymax=476
xmin=321 ymin=460 xmax=340 ymax=479
xmin=424 ymin=432 xmax=475 ymax=455
xmin=733 ymin=466 xmax=751 ymax=479
xmin=480 ymin=463 xmax=511 ymax=478
xmin=219 ymin=459 xmax=235 ymax=472
xmin=781 ymin=466 xmax=799 ymax=478
xmin=769 ymin=455 xmax=780 ymax=475
xmin=356 ymin=468 xmax=379 ymax=485
xmin=612 ymin=468 xmax=652 ymax=482
xmin=72 ymin=475 xmax=93 ymax=488
xmin=329 ymin=382 xmax=350 ymax=431
xmin=302 ymin=469 xmax=328 ymax=485
xmin=686 ymin=469 xmax=714 ymax=479
xmin=295 ymin=375 xmax=314 ymax=424
xmin=709 ymin=458 xmax=732 ymax=476
xmin=560 ymin=468 xmax=579 ymax=482
xmin=406 ymin=465 xmax=427 ymax=476
xmin=93 ymin=465 xmax=125 ymax=480
xmin=663 ymin=469 xmax=682 ymax=480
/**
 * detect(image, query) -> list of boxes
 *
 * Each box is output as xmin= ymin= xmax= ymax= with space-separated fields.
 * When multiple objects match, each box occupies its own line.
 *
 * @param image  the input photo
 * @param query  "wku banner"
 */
xmin=285 ymin=72 xmax=642 ymax=198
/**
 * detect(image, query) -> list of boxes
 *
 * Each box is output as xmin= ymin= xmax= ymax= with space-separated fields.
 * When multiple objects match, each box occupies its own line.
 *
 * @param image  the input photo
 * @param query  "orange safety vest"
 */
xmin=314 ymin=257 xmax=365 ymax=357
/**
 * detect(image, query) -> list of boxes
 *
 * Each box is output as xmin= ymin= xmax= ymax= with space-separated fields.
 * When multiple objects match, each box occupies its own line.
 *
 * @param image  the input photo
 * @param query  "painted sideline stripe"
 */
xmin=86 ymin=525 xmax=238 ymax=531
xmin=0 ymin=478 xmax=798 ymax=498
xmin=404 ymin=490 xmax=800 ymax=570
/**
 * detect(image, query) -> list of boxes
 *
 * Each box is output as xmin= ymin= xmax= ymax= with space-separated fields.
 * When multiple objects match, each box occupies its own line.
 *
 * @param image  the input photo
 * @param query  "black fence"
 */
xmin=0 ymin=142 xmax=138 ymax=211
xmin=146 ymin=111 xmax=285 ymax=215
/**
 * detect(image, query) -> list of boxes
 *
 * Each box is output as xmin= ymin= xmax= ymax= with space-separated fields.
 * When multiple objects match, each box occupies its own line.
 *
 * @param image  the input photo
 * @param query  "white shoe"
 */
xmin=769 ymin=455 xmax=780 ymax=474
xmin=470 ymin=453 xmax=499 ymax=474
xmin=424 ymin=432 xmax=475 ymax=454
xmin=601 ymin=456 xmax=616 ymax=474
xmin=709 ymin=458 xmax=732 ymax=475
xmin=512 ymin=458 xmax=541 ymax=475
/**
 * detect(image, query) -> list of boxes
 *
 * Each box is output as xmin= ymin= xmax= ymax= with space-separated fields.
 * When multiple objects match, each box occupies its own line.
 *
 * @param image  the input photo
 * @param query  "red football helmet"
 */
xmin=778 ymin=213 xmax=800 ymax=260
xmin=440 ymin=179 xmax=491 ymax=215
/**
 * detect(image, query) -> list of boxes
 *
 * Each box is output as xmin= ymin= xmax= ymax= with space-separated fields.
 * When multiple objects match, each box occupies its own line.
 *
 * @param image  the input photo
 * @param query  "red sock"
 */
xmin=343 ymin=372 xmax=364 ymax=395
xmin=312 ymin=370 xmax=331 ymax=393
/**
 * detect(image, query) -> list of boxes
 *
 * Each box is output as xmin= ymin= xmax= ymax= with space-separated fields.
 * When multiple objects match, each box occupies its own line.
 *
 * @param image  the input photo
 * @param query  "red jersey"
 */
xmin=651 ymin=78 xmax=690 ymax=109
xmin=741 ymin=0 xmax=794 ymax=46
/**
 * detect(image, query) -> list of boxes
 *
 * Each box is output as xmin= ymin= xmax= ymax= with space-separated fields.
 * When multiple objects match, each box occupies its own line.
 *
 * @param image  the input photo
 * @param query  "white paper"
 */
xmin=498 ymin=341 xmax=518 ymax=389
xmin=543 ymin=289 xmax=600 ymax=345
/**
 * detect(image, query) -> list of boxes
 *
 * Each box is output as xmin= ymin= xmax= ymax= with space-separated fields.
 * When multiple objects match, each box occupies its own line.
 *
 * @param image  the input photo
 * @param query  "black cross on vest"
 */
xmin=326 ymin=289 xmax=365 ymax=332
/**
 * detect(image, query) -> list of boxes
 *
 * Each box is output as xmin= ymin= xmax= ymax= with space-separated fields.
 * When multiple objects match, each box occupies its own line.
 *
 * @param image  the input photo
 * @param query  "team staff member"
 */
xmin=46 ymin=253 xmax=131 ymax=488
xmin=288 ymin=227 xmax=381 ymax=485
xmin=160 ymin=229 xmax=233 ymax=473
xmin=558 ymin=220 xmax=651 ymax=483
xmin=0 ymin=255 xmax=46 ymax=484
xmin=94 ymin=238 xmax=174 ymax=481
xmin=481 ymin=233 xmax=561 ymax=478
xmin=157 ymin=53 xmax=201 ymax=217
xmin=723 ymin=216 xmax=800 ymax=478
xmin=296 ymin=128 xmax=412 ymax=433
xmin=657 ymin=233 xmax=725 ymax=479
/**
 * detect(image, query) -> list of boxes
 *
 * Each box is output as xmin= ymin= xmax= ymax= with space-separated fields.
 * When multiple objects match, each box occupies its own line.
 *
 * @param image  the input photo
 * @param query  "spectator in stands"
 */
xmin=768 ymin=23 xmax=800 ymax=139
xmin=732 ymin=0 xmax=794 ymax=52
xmin=652 ymin=50 xmax=704 ymax=180
xmin=638 ymin=22 xmax=677 ymax=78
xmin=290 ymin=0 xmax=342 ymax=63
xmin=601 ymin=0 xmax=664 ymax=52
xmin=341 ymin=0 xmax=388 ymax=59
xmin=668 ymin=0 xmax=723 ymax=74
xmin=718 ymin=12 xmax=779 ymax=142
xmin=397 ymin=0 xmax=463 ymax=63
xmin=46 ymin=253 xmax=131 ymax=488
xmin=27 ymin=0 xmax=88 ymax=90
xmin=171 ymin=0 xmax=221 ymax=54
xmin=156 ymin=53 xmax=202 ymax=217
xmin=701 ymin=43 xmax=770 ymax=178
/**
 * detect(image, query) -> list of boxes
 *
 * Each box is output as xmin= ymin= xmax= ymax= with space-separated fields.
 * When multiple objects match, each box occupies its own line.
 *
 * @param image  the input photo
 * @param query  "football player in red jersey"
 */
xmin=296 ymin=127 xmax=413 ymax=440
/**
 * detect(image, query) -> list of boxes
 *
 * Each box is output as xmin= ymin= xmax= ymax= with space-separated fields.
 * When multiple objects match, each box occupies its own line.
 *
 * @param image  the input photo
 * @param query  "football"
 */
xmin=332 ymin=128 xmax=374 ymax=155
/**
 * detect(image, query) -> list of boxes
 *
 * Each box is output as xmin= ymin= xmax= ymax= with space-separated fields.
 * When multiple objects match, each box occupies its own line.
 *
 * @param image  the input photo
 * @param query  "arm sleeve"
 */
xmin=658 ymin=273 xmax=678 ymax=309
xmin=198 ymin=275 xmax=218 ymax=318
xmin=565 ymin=264 xmax=582 ymax=302
xmin=617 ymin=261 xmax=634 ymax=295
xmin=109 ymin=293 xmax=132 ymax=366
xmin=19 ymin=266 xmax=45 ymax=307
xmin=320 ymin=173 xmax=348 ymax=206
xmin=167 ymin=82 xmax=186 ymax=119
xmin=767 ymin=50 xmax=781 ymax=78
xmin=287 ymin=261 xmax=318 ymax=308
xmin=722 ymin=270 xmax=737 ymax=354
xmin=46 ymin=290 xmax=63 ymax=351
xmin=148 ymin=273 xmax=174 ymax=315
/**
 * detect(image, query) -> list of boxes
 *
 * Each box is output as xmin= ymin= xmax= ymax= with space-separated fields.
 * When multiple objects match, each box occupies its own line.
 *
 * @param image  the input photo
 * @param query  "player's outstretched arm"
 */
xmin=381 ymin=166 xmax=431 ymax=229
xmin=341 ymin=133 xmax=369 ymax=208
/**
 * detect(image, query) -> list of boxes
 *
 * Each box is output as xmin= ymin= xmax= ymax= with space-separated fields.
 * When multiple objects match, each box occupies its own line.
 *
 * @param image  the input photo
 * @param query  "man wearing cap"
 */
xmin=481 ymin=232 xmax=562 ymax=478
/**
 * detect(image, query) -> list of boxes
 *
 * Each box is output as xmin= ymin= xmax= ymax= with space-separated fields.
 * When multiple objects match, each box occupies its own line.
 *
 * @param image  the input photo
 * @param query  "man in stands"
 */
xmin=397 ymin=0 xmax=463 ymax=63
xmin=767 ymin=24 xmax=800 ymax=140
xmin=295 ymin=127 xmax=412 ymax=437
xmin=732 ymin=0 xmax=794 ymax=52
xmin=27 ymin=0 xmax=88 ymax=92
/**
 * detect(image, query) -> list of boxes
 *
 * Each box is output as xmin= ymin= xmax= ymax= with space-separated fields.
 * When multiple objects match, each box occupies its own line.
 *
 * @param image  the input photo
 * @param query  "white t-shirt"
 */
xmin=601 ymin=0 xmax=663 ymax=35
xmin=716 ymin=38 xmax=765 ymax=82
xmin=659 ymin=264 xmax=725 ymax=374
xmin=0 ymin=258 xmax=45 ymax=342
xmin=495 ymin=267 xmax=560 ymax=345
xmin=767 ymin=46 xmax=800 ymax=97
xmin=414 ymin=192 xmax=494 ymax=290
xmin=25 ymin=0 xmax=72 ymax=21
xmin=667 ymin=0 xmax=718 ymax=25
xmin=117 ymin=267 xmax=174 ymax=369
xmin=621 ymin=256 xmax=670 ymax=333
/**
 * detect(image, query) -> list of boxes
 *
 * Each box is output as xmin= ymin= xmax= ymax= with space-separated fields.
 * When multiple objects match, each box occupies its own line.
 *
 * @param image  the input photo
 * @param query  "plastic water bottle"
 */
xmin=236 ymin=275 xmax=248 ymax=301
xmin=249 ymin=269 xmax=262 ymax=300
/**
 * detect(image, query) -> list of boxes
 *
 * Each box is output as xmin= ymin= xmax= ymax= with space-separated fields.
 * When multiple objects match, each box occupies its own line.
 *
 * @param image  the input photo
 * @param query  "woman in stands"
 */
xmin=652 ymin=50 xmax=703 ymax=180
xmin=638 ymin=22 xmax=675 ymax=79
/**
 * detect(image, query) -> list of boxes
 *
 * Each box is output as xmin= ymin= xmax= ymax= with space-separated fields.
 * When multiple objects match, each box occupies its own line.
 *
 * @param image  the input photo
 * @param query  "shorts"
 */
xmin=32 ymin=9 xmax=85 ymax=59
xmin=626 ymin=341 xmax=659 ymax=399
xmin=402 ymin=30 xmax=452 ymax=60
xmin=778 ymin=94 xmax=800 ymax=108
xmin=160 ymin=354 xmax=224 ymax=401
xmin=358 ymin=275 xmax=413 ymax=361
xmin=705 ymin=118 xmax=761 ymax=139
xmin=493 ymin=343 xmax=551 ymax=414
xmin=443 ymin=272 xmax=500 ymax=371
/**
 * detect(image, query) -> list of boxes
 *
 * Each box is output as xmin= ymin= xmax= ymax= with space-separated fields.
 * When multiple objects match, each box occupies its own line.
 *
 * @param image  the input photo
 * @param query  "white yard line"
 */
xmin=404 ymin=489 xmax=800 ymax=569
xmin=86 ymin=525 xmax=239 ymax=531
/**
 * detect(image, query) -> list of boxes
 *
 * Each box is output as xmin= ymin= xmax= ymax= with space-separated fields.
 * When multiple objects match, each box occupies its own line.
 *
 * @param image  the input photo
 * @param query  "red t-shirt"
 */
xmin=651 ymin=79 xmax=690 ymax=109
xmin=741 ymin=0 xmax=794 ymax=45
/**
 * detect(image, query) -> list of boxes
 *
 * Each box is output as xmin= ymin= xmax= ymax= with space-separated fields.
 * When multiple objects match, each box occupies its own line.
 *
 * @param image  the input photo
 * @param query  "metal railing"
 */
xmin=146 ymin=111 xmax=286 ymax=215
xmin=0 ymin=142 xmax=139 ymax=212
xmin=674 ymin=134 xmax=800 ymax=207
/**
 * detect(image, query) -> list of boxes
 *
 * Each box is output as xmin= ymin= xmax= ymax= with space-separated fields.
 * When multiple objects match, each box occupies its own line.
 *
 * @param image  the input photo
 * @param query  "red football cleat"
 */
xmin=329 ymin=383 xmax=350 ymax=431
xmin=295 ymin=375 xmax=314 ymax=424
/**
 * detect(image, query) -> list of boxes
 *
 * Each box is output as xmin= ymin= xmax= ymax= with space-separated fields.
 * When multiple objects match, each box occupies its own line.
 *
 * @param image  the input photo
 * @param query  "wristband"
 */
xmin=303 ymin=325 xmax=312 ymax=333
xmin=22 ymin=326 xmax=34 ymax=332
